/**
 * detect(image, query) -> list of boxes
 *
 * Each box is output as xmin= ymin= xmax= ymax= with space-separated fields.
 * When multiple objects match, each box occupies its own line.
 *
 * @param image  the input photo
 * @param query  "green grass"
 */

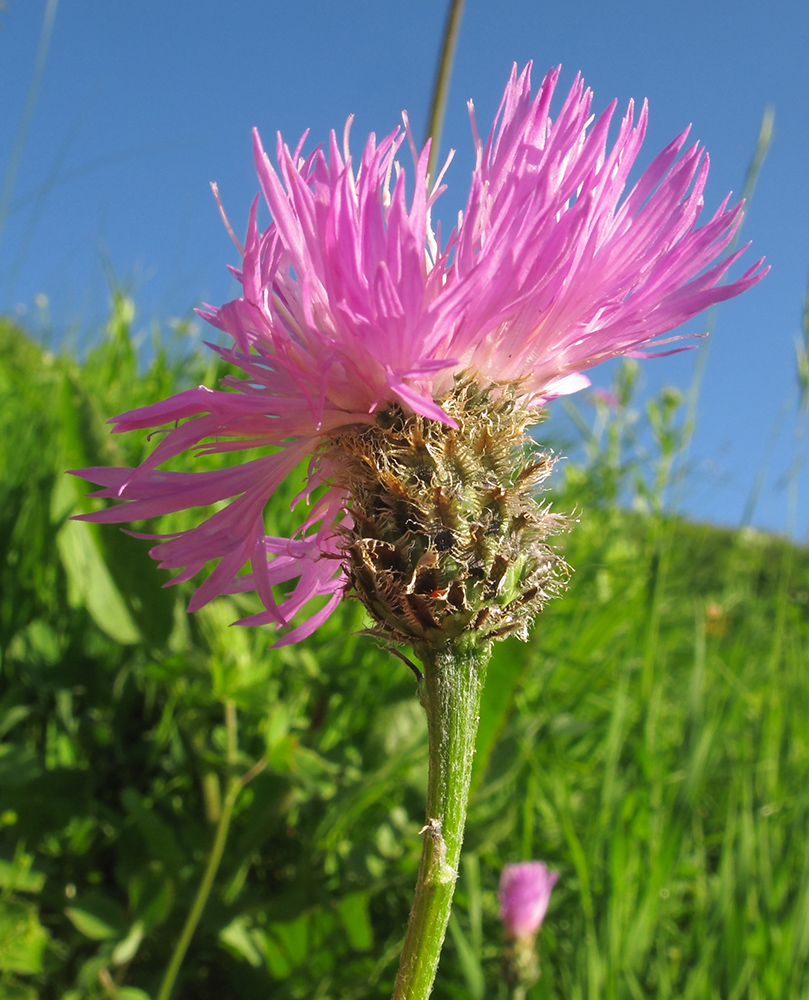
xmin=1 ymin=305 xmax=807 ymax=999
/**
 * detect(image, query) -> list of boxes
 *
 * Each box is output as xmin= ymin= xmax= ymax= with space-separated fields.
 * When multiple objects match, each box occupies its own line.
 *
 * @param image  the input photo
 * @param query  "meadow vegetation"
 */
xmin=1 ymin=299 xmax=807 ymax=999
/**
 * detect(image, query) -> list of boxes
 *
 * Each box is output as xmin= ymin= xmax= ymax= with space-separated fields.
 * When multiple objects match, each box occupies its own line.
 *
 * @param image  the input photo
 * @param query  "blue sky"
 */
xmin=2 ymin=0 xmax=808 ymax=538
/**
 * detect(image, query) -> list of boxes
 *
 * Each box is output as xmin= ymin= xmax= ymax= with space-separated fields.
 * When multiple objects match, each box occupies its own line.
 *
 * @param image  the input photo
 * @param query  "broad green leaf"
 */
xmin=0 ymin=897 xmax=49 ymax=974
xmin=265 ymin=912 xmax=310 ymax=973
xmin=0 ymin=705 xmax=31 ymax=740
xmin=112 ymin=920 xmax=144 ymax=965
xmin=53 ymin=476 xmax=141 ymax=645
xmin=52 ymin=371 xmax=176 ymax=648
xmin=120 ymin=789 xmax=185 ymax=873
xmin=220 ymin=916 xmax=263 ymax=967
xmin=337 ymin=892 xmax=373 ymax=952
xmin=0 ymin=854 xmax=45 ymax=894
xmin=128 ymin=862 xmax=174 ymax=930
xmin=255 ymin=928 xmax=292 ymax=980
xmin=64 ymin=893 xmax=127 ymax=941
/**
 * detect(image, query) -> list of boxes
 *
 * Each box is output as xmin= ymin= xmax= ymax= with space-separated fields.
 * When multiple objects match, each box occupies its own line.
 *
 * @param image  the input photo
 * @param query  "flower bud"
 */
xmin=498 ymin=861 xmax=558 ymax=939
xmin=325 ymin=379 xmax=570 ymax=653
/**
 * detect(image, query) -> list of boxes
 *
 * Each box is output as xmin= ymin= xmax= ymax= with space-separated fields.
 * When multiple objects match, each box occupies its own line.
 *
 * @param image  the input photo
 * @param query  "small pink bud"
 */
xmin=590 ymin=387 xmax=620 ymax=409
xmin=498 ymin=861 xmax=559 ymax=939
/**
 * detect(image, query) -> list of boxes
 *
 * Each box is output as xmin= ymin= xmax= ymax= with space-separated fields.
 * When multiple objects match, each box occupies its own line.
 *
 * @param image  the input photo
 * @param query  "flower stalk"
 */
xmin=156 ymin=774 xmax=240 ymax=1000
xmin=392 ymin=636 xmax=491 ymax=1000
xmin=156 ymin=702 xmax=265 ymax=1000
xmin=328 ymin=383 xmax=566 ymax=998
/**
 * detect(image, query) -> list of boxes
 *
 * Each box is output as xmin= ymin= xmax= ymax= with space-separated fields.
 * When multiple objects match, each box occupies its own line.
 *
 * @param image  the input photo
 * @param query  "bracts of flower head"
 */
xmin=72 ymin=63 xmax=765 ymax=654
xmin=499 ymin=862 xmax=559 ymax=995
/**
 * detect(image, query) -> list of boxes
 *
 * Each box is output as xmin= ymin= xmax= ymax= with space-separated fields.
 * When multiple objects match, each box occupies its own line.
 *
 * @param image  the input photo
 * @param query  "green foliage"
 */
xmin=1 ymin=304 xmax=807 ymax=998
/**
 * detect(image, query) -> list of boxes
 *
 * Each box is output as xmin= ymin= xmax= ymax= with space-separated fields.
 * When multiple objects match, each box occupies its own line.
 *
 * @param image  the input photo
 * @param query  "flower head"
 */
xmin=73 ymin=64 xmax=765 ymax=645
xmin=499 ymin=861 xmax=559 ymax=939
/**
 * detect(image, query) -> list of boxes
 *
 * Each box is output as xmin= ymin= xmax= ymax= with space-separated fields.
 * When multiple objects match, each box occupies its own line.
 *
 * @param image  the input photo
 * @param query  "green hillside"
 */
xmin=1 ymin=308 xmax=807 ymax=1000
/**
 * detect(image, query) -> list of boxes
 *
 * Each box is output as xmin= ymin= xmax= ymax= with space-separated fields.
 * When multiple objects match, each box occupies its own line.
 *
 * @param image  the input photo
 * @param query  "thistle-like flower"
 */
xmin=74 ymin=63 xmax=765 ymax=648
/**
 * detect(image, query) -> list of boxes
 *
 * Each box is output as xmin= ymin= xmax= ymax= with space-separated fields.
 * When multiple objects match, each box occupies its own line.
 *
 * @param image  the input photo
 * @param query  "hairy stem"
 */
xmin=391 ymin=636 xmax=491 ymax=1000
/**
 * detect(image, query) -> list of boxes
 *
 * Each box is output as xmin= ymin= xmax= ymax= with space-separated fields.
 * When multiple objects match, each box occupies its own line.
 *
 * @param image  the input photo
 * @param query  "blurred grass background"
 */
xmin=1 ymin=297 xmax=807 ymax=1000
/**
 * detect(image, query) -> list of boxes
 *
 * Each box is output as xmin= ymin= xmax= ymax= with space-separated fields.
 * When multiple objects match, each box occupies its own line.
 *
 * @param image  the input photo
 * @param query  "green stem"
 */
xmin=424 ymin=0 xmax=466 ymax=179
xmin=156 ymin=778 xmax=239 ymax=1000
xmin=156 ymin=701 xmax=240 ymax=1000
xmin=391 ymin=636 xmax=491 ymax=1000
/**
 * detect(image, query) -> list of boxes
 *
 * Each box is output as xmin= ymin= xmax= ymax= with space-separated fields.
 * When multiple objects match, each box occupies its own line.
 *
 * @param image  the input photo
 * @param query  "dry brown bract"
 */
xmin=322 ymin=378 xmax=570 ymax=651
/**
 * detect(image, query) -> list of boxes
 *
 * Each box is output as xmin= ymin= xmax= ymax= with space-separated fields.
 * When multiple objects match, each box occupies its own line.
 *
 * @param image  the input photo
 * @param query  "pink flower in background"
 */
xmin=73 ymin=63 xmax=766 ymax=644
xmin=590 ymin=387 xmax=620 ymax=409
xmin=499 ymin=861 xmax=559 ymax=939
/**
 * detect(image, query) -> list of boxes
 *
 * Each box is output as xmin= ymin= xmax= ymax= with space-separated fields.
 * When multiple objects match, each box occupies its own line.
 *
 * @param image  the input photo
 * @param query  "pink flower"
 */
xmin=73 ymin=64 xmax=766 ymax=645
xmin=499 ymin=861 xmax=559 ymax=939
xmin=589 ymin=387 xmax=620 ymax=409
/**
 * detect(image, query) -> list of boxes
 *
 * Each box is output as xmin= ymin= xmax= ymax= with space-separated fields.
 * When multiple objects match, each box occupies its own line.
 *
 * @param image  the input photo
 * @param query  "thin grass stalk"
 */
xmin=424 ymin=0 xmax=466 ymax=180
xmin=639 ymin=108 xmax=774 ymax=700
xmin=0 ymin=0 xmax=59 ymax=270
xmin=669 ymin=106 xmax=774 ymax=515
xmin=156 ymin=701 xmax=239 ymax=1000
